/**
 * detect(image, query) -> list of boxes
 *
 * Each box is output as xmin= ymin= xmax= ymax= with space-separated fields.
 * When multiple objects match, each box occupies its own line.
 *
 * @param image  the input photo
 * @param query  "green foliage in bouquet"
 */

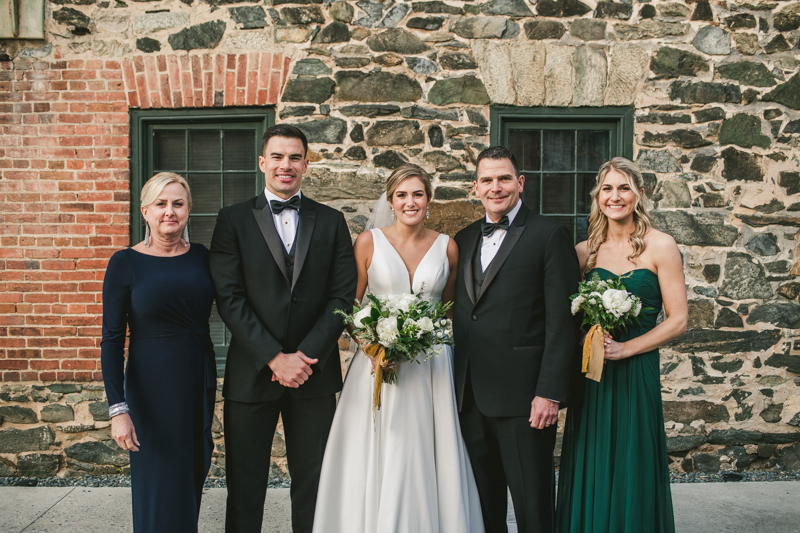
xmin=570 ymin=272 xmax=647 ymax=334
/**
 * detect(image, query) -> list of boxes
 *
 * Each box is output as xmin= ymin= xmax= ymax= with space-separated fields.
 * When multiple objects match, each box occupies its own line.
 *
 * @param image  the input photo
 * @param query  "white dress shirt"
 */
xmin=480 ymin=199 xmax=522 ymax=272
xmin=265 ymin=189 xmax=301 ymax=253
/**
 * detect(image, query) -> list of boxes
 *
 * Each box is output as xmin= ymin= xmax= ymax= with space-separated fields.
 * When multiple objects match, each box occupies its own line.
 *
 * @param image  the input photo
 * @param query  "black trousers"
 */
xmin=459 ymin=369 xmax=557 ymax=533
xmin=224 ymin=393 xmax=336 ymax=533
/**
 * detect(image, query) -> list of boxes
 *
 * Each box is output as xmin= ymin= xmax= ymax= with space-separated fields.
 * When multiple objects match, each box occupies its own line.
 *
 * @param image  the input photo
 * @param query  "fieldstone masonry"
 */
xmin=1 ymin=0 xmax=800 ymax=478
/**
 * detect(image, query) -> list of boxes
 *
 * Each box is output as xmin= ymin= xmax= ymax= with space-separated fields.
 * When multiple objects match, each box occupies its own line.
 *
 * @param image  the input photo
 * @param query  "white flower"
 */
xmin=633 ymin=299 xmax=642 ymax=317
xmin=397 ymin=293 xmax=417 ymax=313
xmin=571 ymin=295 xmax=585 ymax=315
xmin=416 ymin=316 xmax=434 ymax=333
xmin=353 ymin=306 xmax=372 ymax=328
xmin=601 ymin=289 xmax=633 ymax=318
xmin=376 ymin=316 xmax=399 ymax=345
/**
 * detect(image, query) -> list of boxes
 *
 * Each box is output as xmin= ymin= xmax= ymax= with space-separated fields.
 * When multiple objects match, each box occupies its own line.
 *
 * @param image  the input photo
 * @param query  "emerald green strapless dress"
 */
xmin=557 ymin=268 xmax=675 ymax=533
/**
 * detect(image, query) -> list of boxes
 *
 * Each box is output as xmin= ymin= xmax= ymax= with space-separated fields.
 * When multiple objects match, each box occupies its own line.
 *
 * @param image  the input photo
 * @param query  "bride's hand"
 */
xmin=366 ymin=354 xmax=394 ymax=374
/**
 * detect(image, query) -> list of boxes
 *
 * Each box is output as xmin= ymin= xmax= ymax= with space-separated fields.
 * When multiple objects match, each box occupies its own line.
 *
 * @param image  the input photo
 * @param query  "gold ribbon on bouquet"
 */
xmin=582 ymin=324 xmax=606 ymax=382
xmin=364 ymin=343 xmax=388 ymax=416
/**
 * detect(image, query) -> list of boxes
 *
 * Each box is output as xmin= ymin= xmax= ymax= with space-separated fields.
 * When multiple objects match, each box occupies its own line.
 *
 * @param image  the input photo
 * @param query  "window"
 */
xmin=131 ymin=108 xmax=274 ymax=372
xmin=491 ymin=107 xmax=634 ymax=243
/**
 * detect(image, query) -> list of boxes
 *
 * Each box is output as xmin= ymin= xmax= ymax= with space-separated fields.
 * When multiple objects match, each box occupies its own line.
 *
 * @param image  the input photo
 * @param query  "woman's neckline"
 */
xmin=591 ymin=266 xmax=657 ymax=277
xmin=128 ymin=243 xmax=193 ymax=258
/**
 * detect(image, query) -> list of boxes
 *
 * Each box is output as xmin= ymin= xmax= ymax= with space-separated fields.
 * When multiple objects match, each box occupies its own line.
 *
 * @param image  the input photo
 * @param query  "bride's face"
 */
xmin=390 ymin=177 xmax=429 ymax=227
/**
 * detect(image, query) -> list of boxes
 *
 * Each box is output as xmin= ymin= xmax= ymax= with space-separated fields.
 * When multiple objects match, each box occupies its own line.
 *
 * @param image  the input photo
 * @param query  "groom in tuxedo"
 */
xmin=454 ymin=146 xmax=580 ymax=533
xmin=209 ymin=124 xmax=357 ymax=533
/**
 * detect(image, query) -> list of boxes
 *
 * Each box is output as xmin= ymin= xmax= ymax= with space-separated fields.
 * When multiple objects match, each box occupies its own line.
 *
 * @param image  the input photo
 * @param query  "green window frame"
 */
xmin=130 ymin=108 xmax=274 ymax=373
xmin=491 ymin=106 xmax=634 ymax=243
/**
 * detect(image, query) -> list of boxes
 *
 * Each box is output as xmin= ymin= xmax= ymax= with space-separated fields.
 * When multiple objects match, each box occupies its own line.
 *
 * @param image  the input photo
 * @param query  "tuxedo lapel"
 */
xmin=463 ymin=227 xmax=480 ymax=305
xmin=477 ymin=204 xmax=530 ymax=304
xmin=291 ymin=196 xmax=317 ymax=291
xmin=252 ymin=194 xmax=290 ymax=285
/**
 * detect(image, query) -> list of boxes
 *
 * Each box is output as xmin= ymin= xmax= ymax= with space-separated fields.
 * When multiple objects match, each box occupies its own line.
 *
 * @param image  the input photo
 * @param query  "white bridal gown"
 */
xmin=312 ymin=229 xmax=485 ymax=533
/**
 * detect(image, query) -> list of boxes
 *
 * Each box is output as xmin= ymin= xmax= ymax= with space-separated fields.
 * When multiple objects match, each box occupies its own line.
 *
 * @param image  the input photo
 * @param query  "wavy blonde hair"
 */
xmin=583 ymin=157 xmax=652 ymax=276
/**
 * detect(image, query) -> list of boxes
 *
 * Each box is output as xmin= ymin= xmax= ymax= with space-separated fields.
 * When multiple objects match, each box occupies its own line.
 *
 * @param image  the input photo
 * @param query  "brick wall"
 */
xmin=0 ymin=50 xmax=289 ymax=383
xmin=0 ymin=55 xmax=129 ymax=383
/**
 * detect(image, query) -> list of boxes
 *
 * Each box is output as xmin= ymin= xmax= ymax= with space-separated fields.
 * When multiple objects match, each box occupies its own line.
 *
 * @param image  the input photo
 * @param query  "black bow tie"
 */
xmin=481 ymin=216 xmax=510 ymax=237
xmin=270 ymin=195 xmax=301 ymax=214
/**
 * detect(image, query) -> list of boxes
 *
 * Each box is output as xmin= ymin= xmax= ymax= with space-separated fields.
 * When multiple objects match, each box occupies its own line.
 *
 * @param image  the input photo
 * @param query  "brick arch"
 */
xmin=120 ymin=52 xmax=291 ymax=109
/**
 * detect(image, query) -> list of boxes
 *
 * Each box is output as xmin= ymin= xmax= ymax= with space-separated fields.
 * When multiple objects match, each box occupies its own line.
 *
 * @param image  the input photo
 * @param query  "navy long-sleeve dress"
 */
xmin=101 ymin=244 xmax=216 ymax=533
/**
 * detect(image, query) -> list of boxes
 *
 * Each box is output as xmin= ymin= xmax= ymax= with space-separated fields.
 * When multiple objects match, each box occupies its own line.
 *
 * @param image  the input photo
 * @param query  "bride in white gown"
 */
xmin=313 ymin=164 xmax=485 ymax=533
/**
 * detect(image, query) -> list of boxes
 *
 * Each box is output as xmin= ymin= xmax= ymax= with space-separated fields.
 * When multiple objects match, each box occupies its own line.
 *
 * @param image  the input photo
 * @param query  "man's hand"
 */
xmin=529 ymin=396 xmax=558 ymax=430
xmin=268 ymin=350 xmax=318 ymax=388
xmin=111 ymin=413 xmax=140 ymax=452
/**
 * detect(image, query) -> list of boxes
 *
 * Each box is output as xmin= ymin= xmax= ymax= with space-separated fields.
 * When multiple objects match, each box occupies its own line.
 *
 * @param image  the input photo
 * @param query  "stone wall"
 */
xmin=1 ymin=0 xmax=800 ymax=477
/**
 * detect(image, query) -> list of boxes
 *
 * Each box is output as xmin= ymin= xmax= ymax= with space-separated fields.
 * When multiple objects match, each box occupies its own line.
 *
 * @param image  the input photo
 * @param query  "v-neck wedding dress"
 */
xmin=312 ymin=229 xmax=484 ymax=533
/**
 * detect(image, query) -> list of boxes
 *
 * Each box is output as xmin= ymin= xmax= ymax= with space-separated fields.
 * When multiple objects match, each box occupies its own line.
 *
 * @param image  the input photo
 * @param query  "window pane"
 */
xmin=522 ymin=173 xmax=540 ymax=213
xmin=552 ymin=216 xmax=574 ymax=242
xmin=542 ymin=130 xmax=575 ymax=171
xmin=189 ymin=131 xmax=221 ymax=171
xmin=577 ymin=216 xmax=589 ymax=243
xmin=509 ymin=130 xmax=541 ymax=172
xmin=577 ymin=173 xmax=596 ymax=213
xmin=224 ymin=173 xmax=257 ymax=206
xmin=187 ymin=174 xmax=220 ymax=213
xmin=209 ymin=304 xmax=225 ymax=345
xmin=542 ymin=173 xmax=574 ymax=214
xmin=224 ymin=130 xmax=257 ymax=171
xmin=577 ymin=130 xmax=609 ymax=171
xmin=188 ymin=216 xmax=217 ymax=248
xmin=154 ymin=130 xmax=185 ymax=171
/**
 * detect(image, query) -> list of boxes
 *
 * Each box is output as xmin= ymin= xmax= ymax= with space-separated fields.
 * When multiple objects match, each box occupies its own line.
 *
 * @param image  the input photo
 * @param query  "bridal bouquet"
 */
xmin=336 ymin=290 xmax=453 ymax=412
xmin=570 ymin=273 xmax=644 ymax=382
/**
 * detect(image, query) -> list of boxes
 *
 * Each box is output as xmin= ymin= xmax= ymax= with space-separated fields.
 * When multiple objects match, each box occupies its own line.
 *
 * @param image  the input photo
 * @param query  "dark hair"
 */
xmin=475 ymin=146 xmax=520 ymax=179
xmin=261 ymin=124 xmax=308 ymax=157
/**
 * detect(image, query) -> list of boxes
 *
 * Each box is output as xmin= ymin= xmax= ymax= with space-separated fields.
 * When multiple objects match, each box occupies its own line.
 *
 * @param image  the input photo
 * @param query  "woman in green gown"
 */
xmin=557 ymin=157 xmax=688 ymax=533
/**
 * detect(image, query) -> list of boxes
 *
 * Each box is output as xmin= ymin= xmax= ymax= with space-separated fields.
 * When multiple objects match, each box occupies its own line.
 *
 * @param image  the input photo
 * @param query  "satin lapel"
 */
xmin=463 ymin=227 xmax=480 ymax=305
xmin=291 ymin=197 xmax=316 ymax=291
xmin=252 ymin=196 xmax=290 ymax=285
xmin=477 ymin=218 xmax=527 ymax=304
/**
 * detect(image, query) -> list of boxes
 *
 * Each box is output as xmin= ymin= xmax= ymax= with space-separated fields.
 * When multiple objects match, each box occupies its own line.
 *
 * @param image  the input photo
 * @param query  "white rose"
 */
xmin=416 ymin=316 xmax=434 ymax=333
xmin=571 ymin=295 xmax=585 ymax=315
xmin=397 ymin=293 xmax=417 ymax=313
xmin=353 ymin=306 xmax=372 ymax=328
xmin=376 ymin=316 xmax=399 ymax=345
xmin=382 ymin=295 xmax=400 ymax=314
xmin=601 ymin=289 xmax=633 ymax=318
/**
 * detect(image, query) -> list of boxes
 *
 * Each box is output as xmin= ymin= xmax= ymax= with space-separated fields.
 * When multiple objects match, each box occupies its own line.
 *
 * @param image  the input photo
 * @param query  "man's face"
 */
xmin=473 ymin=157 xmax=524 ymax=222
xmin=259 ymin=136 xmax=309 ymax=199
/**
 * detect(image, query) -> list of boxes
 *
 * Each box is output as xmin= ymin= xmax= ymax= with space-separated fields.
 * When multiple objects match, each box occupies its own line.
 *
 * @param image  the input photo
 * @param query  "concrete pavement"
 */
xmin=1 ymin=482 xmax=798 ymax=532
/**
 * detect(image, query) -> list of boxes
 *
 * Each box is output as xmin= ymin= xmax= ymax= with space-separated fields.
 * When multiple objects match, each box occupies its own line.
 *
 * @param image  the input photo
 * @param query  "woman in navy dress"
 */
xmin=101 ymin=172 xmax=216 ymax=533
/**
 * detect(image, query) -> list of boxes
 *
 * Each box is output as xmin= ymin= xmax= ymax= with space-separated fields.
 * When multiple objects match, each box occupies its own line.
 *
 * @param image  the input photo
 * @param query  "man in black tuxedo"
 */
xmin=209 ymin=124 xmax=357 ymax=533
xmin=454 ymin=146 xmax=580 ymax=533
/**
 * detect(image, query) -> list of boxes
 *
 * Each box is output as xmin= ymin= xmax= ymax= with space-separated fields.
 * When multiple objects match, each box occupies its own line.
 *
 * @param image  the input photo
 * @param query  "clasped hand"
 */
xmin=270 ymin=350 xmax=318 ymax=388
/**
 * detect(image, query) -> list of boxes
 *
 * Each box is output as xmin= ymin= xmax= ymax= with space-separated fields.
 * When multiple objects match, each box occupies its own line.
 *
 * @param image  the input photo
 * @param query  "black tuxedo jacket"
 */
xmin=453 ymin=202 xmax=581 ymax=417
xmin=208 ymin=193 xmax=357 ymax=403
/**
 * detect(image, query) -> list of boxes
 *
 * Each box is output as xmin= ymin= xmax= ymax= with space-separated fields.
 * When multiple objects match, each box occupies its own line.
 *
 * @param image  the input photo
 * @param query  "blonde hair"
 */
xmin=140 ymin=172 xmax=192 ymax=210
xmin=386 ymin=164 xmax=433 ymax=201
xmin=583 ymin=157 xmax=652 ymax=276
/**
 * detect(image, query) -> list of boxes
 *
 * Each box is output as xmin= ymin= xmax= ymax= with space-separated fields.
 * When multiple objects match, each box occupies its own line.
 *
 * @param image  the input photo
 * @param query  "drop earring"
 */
xmin=144 ymin=223 xmax=151 ymax=248
xmin=183 ymin=224 xmax=189 ymax=246
xmin=391 ymin=207 xmax=395 ymax=221
xmin=426 ymin=206 xmax=430 ymax=220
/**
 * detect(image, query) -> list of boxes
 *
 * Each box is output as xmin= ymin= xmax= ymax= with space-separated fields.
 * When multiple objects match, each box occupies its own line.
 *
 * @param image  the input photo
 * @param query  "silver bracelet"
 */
xmin=108 ymin=402 xmax=130 ymax=418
